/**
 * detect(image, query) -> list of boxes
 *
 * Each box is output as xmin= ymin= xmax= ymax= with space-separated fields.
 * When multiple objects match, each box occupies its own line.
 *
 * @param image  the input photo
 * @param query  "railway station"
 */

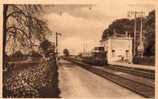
xmin=57 ymin=5 xmax=155 ymax=98
xmin=3 ymin=2 xmax=155 ymax=98
xmin=100 ymin=31 xmax=133 ymax=63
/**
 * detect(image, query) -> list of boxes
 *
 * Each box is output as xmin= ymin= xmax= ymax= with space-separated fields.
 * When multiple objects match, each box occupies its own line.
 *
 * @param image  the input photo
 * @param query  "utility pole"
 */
xmin=55 ymin=32 xmax=62 ymax=57
xmin=137 ymin=11 xmax=144 ymax=57
xmin=128 ymin=11 xmax=144 ymax=58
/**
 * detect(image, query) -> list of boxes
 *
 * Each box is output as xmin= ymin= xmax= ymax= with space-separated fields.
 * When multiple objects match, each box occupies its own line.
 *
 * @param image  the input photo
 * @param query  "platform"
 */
xmin=108 ymin=62 xmax=155 ymax=71
xmin=59 ymin=60 xmax=143 ymax=98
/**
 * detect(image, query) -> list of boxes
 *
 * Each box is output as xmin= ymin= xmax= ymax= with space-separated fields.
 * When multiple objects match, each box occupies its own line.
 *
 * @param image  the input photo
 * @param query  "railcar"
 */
xmin=80 ymin=47 xmax=107 ymax=66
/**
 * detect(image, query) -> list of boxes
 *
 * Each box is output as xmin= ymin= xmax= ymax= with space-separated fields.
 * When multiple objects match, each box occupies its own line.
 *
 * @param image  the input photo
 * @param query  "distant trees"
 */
xmin=102 ymin=10 xmax=155 ymax=56
xmin=40 ymin=39 xmax=55 ymax=57
xmin=63 ymin=49 xmax=70 ymax=57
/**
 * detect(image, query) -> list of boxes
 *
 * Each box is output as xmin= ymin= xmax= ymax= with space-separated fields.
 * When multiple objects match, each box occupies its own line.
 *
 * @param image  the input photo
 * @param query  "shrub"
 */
xmin=133 ymin=56 xmax=155 ymax=66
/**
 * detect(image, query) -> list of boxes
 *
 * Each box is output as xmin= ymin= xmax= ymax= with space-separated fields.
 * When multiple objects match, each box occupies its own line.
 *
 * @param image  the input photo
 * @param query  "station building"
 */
xmin=101 ymin=34 xmax=133 ymax=63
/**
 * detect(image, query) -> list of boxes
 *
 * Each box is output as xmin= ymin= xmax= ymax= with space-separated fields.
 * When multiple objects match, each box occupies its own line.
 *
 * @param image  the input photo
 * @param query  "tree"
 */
xmin=102 ymin=18 xmax=134 ymax=39
xmin=63 ymin=49 xmax=70 ymax=57
xmin=101 ymin=10 xmax=155 ymax=56
xmin=3 ymin=5 xmax=51 ymax=66
xmin=143 ymin=10 xmax=155 ymax=56
xmin=40 ymin=39 xmax=55 ymax=57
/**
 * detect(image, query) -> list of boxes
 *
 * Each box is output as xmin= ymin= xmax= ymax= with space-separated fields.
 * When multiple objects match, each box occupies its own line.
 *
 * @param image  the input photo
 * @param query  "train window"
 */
xmin=112 ymin=49 xmax=115 ymax=57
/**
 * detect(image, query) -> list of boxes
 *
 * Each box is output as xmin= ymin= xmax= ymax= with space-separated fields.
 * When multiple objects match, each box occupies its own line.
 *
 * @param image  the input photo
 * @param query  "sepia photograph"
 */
xmin=2 ymin=1 xmax=155 ymax=98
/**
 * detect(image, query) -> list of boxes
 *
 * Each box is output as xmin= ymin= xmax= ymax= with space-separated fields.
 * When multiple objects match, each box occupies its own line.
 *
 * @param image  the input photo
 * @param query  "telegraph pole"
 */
xmin=137 ymin=11 xmax=144 ymax=57
xmin=128 ymin=11 xmax=137 ymax=57
xmin=128 ymin=11 xmax=144 ymax=58
xmin=55 ymin=32 xmax=62 ymax=57
xmin=134 ymin=12 xmax=137 ymax=57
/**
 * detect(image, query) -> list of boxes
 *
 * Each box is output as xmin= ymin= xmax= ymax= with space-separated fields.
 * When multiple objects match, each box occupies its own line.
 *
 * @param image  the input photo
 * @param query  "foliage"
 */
xmin=102 ymin=10 xmax=155 ymax=56
xmin=133 ymin=56 xmax=155 ymax=66
xmin=40 ymin=39 xmax=55 ymax=57
xmin=12 ymin=51 xmax=23 ymax=57
xmin=3 ymin=5 xmax=51 ymax=55
xmin=143 ymin=10 xmax=155 ymax=56
xmin=63 ymin=49 xmax=70 ymax=57
xmin=29 ymin=51 xmax=42 ymax=57
xmin=3 ymin=60 xmax=60 ymax=98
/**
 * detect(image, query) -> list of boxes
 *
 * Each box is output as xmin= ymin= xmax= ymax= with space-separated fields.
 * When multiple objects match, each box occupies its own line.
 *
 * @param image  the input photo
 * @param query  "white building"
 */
xmin=101 ymin=36 xmax=133 ymax=63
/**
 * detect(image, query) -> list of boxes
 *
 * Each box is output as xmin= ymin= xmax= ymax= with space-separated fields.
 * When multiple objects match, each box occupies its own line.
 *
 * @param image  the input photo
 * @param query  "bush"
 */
xmin=29 ymin=51 xmax=42 ymax=57
xmin=133 ymin=56 xmax=155 ymax=66
xmin=3 ymin=58 xmax=60 ymax=98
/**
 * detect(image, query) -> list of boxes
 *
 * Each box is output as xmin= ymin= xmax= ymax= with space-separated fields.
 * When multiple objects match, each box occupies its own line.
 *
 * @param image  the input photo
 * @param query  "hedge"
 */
xmin=133 ymin=56 xmax=155 ymax=66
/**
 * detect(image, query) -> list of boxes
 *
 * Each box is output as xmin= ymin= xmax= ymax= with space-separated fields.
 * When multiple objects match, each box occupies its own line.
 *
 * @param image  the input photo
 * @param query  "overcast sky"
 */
xmin=44 ymin=0 xmax=154 ymax=55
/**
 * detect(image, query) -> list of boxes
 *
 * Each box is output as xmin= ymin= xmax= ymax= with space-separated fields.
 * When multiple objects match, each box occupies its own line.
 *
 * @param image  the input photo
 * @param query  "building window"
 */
xmin=112 ymin=49 xmax=115 ymax=57
xmin=126 ymin=50 xmax=129 ymax=57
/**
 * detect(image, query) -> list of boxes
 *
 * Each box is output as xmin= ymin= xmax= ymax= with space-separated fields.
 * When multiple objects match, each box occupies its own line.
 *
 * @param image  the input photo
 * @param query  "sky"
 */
xmin=44 ymin=0 xmax=155 ymax=55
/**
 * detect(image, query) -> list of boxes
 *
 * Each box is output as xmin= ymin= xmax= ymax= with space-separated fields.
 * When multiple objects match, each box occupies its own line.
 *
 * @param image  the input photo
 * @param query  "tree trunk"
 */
xmin=3 ymin=5 xmax=8 ymax=67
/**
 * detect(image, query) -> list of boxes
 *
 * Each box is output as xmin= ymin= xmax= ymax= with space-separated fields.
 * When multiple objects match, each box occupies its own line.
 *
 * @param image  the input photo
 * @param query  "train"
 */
xmin=79 ymin=46 xmax=107 ymax=66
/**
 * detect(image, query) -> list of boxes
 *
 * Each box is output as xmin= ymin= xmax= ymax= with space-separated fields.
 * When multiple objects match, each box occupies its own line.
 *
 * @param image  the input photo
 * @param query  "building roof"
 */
xmin=101 ymin=31 xmax=133 ymax=41
xmin=101 ymin=36 xmax=132 ymax=42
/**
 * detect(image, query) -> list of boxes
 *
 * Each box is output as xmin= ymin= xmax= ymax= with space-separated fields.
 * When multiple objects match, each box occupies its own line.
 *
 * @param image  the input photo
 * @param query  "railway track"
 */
xmin=65 ymin=58 xmax=155 ymax=98
xmin=106 ymin=65 xmax=155 ymax=80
